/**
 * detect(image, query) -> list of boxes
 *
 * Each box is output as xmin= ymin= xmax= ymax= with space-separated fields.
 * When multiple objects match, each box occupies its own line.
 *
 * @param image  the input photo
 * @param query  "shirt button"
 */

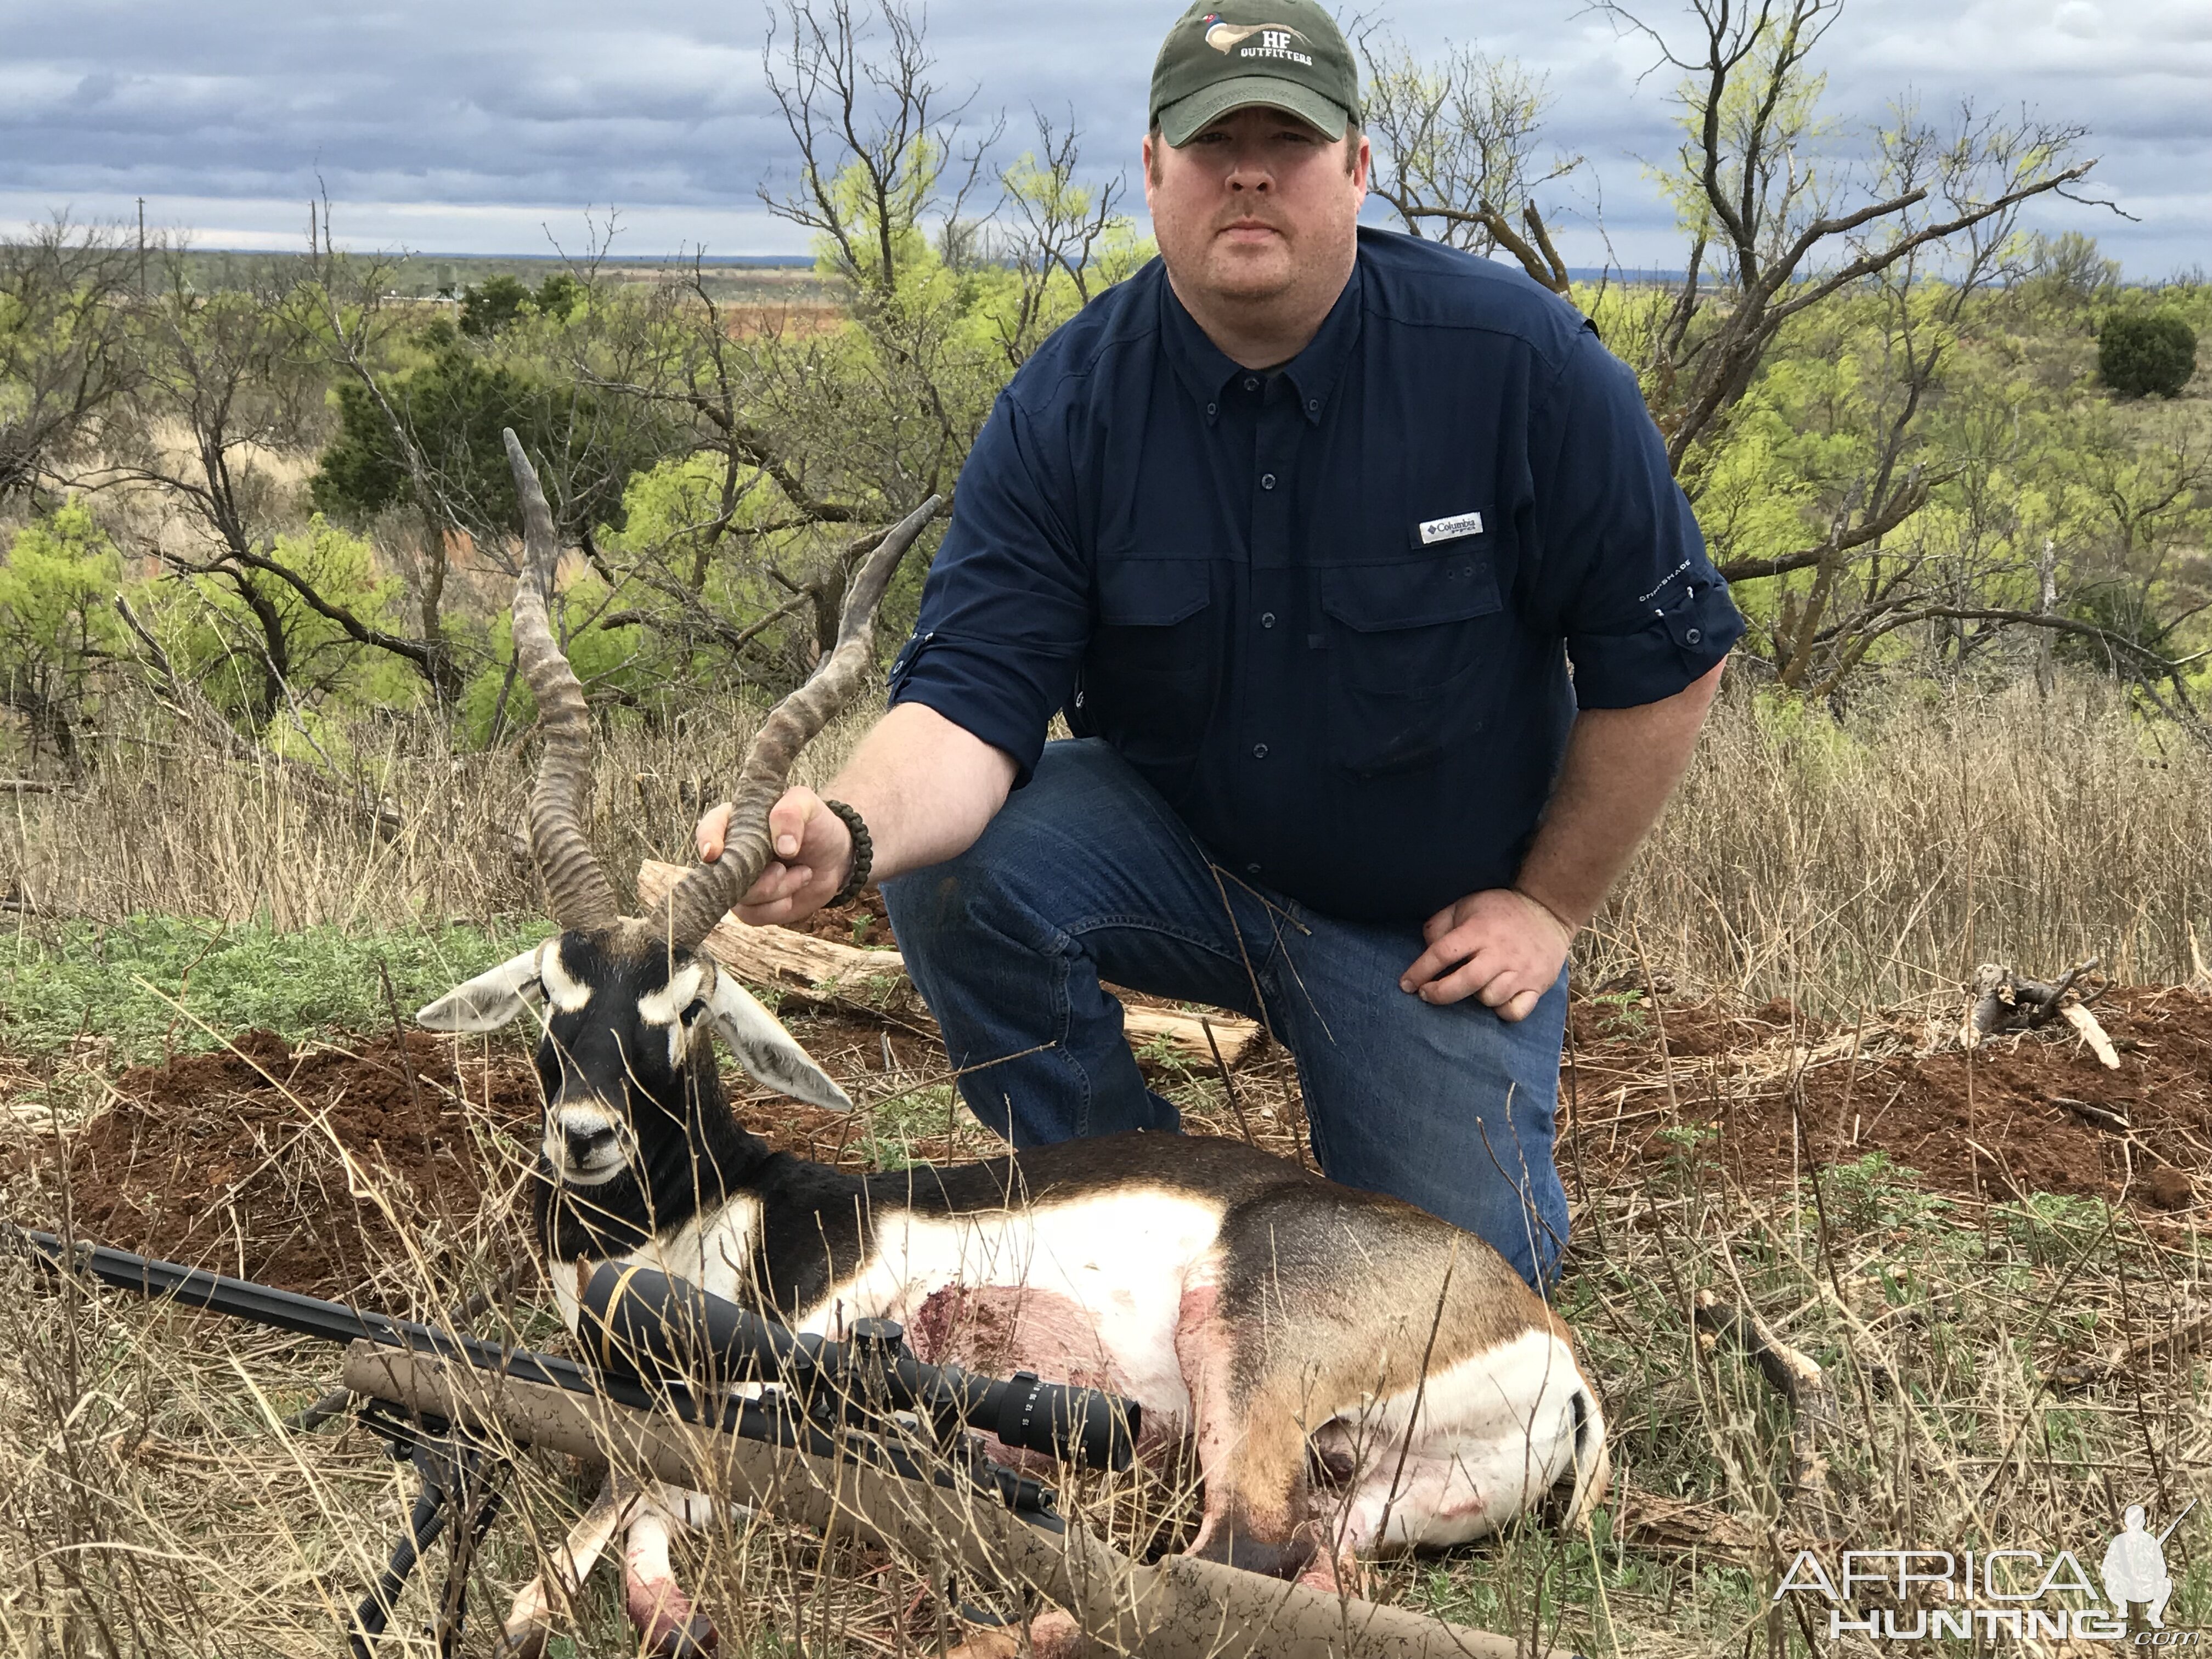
xmin=1245 ymin=862 xmax=1262 ymax=876
xmin=1260 ymin=473 xmax=1276 ymax=490
xmin=1307 ymin=398 xmax=1319 ymax=413
xmin=1685 ymin=627 xmax=1702 ymax=645
xmin=1251 ymin=743 xmax=1268 ymax=759
xmin=1205 ymin=402 xmax=1216 ymax=418
xmin=1243 ymin=376 xmax=1259 ymax=392
xmin=1259 ymin=612 xmax=1276 ymax=628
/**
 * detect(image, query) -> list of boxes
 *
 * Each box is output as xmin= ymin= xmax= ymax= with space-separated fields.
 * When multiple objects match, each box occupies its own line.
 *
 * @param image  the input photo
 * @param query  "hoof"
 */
xmin=490 ymin=1626 xmax=549 ymax=1659
xmin=642 ymin=1611 xmax=718 ymax=1657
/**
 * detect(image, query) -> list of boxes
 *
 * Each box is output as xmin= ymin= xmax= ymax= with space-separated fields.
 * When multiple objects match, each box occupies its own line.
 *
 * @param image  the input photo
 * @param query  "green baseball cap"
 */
xmin=1149 ymin=0 xmax=1362 ymax=148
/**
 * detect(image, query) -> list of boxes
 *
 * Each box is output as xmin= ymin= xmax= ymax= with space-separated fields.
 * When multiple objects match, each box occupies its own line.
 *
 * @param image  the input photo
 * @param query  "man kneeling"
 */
xmin=698 ymin=0 xmax=1740 ymax=1288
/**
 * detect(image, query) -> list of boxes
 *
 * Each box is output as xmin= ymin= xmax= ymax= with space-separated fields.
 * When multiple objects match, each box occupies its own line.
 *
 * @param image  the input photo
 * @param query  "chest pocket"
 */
xmin=1075 ymin=559 xmax=1216 ymax=770
xmin=1318 ymin=552 xmax=1503 ymax=777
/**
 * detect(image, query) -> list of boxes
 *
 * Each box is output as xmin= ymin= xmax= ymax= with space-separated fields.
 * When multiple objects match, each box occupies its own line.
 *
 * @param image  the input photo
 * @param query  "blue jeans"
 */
xmin=882 ymin=740 xmax=1571 ymax=1286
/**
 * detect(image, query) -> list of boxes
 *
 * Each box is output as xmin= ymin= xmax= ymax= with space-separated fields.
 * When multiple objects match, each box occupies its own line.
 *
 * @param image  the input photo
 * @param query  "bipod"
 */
xmin=349 ymin=1397 xmax=511 ymax=1658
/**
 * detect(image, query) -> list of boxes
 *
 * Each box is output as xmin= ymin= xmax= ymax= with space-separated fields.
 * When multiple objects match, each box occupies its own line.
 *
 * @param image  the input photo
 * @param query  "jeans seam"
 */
xmin=915 ymin=889 xmax=1098 ymax=1143
xmin=1062 ymin=912 xmax=1250 ymax=964
xmin=1053 ymin=932 xmax=1091 ymax=1139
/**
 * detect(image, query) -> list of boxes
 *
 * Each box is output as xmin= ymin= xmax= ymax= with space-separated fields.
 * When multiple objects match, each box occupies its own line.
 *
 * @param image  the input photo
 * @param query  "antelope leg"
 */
xmin=495 ymin=1472 xmax=640 ymax=1658
xmin=620 ymin=1483 xmax=718 ymax=1657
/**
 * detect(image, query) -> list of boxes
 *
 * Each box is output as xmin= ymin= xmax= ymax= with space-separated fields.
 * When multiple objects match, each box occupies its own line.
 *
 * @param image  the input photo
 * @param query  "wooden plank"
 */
xmin=635 ymin=859 xmax=1259 ymax=1065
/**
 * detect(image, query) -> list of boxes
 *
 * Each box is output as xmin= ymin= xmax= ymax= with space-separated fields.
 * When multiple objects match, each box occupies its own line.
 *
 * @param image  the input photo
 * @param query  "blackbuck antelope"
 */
xmin=420 ymin=433 xmax=1610 ymax=1658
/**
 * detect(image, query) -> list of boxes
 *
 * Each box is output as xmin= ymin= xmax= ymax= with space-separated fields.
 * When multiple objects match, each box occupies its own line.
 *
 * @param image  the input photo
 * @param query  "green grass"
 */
xmin=1 ymin=913 xmax=555 ymax=1064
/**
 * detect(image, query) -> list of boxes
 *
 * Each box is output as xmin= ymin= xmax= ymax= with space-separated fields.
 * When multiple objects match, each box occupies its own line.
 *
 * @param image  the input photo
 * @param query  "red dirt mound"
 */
xmin=5 ymin=1030 xmax=540 ymax=1300
xmin=1567 ymin=987 xmax=2212 ymax=1217
xmin=8 ymin=980 xmax=2203 ymax=1312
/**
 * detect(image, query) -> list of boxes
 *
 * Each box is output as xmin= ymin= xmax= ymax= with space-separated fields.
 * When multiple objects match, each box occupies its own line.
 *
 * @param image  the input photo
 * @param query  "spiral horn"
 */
xmin=654 ymin=494 xmax=943 ymax=951
xmin=504 ymin=428 xmax=622 ymax=933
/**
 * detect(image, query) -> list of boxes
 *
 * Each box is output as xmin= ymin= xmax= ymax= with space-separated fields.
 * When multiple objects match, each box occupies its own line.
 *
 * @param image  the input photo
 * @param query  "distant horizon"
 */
xmin=173 ymin=244 xmax=1704 ymax=286
xmin=7 ymin=1 xmax=2207 ymax=282
xmin=181 ymin=248 xmax=824 ymax=267
xmin=156 ymin=249 xmax=2207 ymax=290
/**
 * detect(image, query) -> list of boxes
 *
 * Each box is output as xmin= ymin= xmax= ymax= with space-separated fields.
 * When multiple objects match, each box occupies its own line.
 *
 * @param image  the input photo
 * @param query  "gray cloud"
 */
xmin=1 ymin=0 xmax=2202 ymax=275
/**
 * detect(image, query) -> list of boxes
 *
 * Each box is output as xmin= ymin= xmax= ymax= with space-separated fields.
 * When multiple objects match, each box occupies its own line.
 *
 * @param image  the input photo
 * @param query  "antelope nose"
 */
xmin=563 ymin=1123 xmax=617 ymax=1164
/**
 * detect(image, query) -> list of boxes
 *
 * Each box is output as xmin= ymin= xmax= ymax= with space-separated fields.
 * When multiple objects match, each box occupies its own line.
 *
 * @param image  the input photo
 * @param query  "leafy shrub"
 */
xmin=458 ymin=275 xmax=531 ymax=337
xmin=162 ymin=515 xmax=412 ymax=726
xmin=0 ymin=502 xmax=123 ymax=763
xmin=2098 ymin=311 xmax=2197 ymax=398
xmin=309 ymin=342 xmax=660 ymax=539
xmin=459 ymin=272 xmax=583 ymax=337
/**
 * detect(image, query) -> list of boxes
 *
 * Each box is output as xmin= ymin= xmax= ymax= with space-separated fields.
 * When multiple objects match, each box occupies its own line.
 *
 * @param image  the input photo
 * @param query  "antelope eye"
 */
xmin=680 ymin=1002 xmax=707 ymax=1028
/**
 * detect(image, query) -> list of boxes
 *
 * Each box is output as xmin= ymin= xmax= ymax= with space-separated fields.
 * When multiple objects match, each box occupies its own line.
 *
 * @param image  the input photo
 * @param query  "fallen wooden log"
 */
xmin=347 ymin=1343 xmax=1521 ymax=1659
xmin=1963 ymin=959 xmax=2119 ymax=1070
xmin=2056 ymin=1001 xmax=2120 ymax=1068
xmin=1693 ymin=1288 xmax=1837 ymax=1503
xmin=636 ymin=860 xmax=1261 ymax=1068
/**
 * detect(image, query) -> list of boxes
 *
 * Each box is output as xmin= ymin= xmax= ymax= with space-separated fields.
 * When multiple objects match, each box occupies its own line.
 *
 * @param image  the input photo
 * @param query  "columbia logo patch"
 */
xmin=1418 ymin=511 xmax=1484 ymax=545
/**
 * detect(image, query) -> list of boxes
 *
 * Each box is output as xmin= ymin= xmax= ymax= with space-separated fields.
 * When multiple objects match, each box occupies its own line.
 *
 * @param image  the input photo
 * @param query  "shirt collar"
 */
xmin=1159 ymin=251 xmax=1364 ymax=428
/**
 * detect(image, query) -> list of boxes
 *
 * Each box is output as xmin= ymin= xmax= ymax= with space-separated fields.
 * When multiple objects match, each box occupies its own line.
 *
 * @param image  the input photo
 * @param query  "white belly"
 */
xmin=797 ymin=1188 xmax=1227 ymax=1427
xmin=552 ymin=1188 xmax=1225 ymax=1431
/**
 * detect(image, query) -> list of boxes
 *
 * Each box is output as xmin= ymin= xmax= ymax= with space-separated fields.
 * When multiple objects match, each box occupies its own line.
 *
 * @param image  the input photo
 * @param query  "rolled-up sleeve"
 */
xmin=886 ymin=392 xmax=1091 ymax=784
xmin=1521 ymin=323 xmax=1745 ymax=709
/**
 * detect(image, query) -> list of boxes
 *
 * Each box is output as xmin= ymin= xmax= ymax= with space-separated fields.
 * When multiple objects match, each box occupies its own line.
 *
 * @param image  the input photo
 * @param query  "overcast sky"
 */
xmin=2 ymin=0 xmax=2204 ymax=279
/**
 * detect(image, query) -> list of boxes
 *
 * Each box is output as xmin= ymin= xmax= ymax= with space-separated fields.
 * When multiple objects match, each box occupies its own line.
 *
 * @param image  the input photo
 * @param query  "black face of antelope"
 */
xmin=526 ymin=933 xmax=729 ymax=1189
xmin=419 ymin=922 xmax=853 ymax=1255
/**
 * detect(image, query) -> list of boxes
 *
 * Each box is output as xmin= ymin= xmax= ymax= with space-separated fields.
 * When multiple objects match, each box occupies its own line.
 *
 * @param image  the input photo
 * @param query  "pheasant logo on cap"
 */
xmin=1201 ymin=15 xmax=1310 ymax=52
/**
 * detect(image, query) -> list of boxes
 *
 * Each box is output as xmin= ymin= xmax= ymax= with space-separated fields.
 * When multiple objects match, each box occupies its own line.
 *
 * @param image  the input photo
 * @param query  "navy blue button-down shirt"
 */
xmin=888 ymin=227 xmax=1745 ymax=923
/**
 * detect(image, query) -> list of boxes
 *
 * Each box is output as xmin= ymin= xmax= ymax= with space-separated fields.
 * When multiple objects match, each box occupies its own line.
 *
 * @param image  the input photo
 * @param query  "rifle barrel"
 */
xmin=4 ymin=1225 xmax=1057 ymax=1516
xmin=10 ymin=1226 xmax=616 ymax=1408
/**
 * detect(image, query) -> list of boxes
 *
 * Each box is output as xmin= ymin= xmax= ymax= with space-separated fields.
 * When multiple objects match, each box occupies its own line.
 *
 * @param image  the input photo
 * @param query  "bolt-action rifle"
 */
xmin=14 ymin=1225 xmax=1528 ymax=1658
xmin=8 ymin=1224 xmax=1136 ymax=1658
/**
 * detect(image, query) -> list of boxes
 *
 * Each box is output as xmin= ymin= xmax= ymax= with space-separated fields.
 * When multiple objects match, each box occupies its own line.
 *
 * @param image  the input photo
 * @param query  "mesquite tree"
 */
xmin=575 ymin=0 xmax=1141 ymax=691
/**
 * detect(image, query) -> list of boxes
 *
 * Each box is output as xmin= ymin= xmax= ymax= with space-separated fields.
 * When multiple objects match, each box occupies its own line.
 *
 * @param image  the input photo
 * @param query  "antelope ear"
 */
xmin=417 ymin=945 xmax=546 ymax=1031
xmin=700 ymin=967 xmax=852 ymax=1111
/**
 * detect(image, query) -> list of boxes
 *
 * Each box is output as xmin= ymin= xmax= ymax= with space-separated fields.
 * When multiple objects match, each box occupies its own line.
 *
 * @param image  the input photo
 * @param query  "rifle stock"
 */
xmin=349 ymin=1344 xmax=1523 ymax=1659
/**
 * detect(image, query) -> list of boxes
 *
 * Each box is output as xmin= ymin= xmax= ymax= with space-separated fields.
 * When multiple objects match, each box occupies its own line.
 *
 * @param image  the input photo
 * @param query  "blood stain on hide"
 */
xmin=909 ymin=1283 xmax=1121 ymax=1395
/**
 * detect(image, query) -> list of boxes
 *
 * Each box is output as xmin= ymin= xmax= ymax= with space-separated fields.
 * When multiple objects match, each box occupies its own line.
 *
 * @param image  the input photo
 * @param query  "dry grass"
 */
xmin=4 ymin=693 xmax=868 ymax=932
xmin=1601 ymin=675 xmax=2212 ymax=1011
xmin=2 ymin=678 xmax=2209 ymax=1655
xmin=10 ymin=675 xmax=2208 ymax=1016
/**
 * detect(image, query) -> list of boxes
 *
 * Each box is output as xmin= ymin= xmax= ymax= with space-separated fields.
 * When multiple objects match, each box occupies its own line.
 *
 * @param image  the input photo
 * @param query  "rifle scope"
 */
xmin=580 ymin=1263 xmax=1139 ymax=1472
